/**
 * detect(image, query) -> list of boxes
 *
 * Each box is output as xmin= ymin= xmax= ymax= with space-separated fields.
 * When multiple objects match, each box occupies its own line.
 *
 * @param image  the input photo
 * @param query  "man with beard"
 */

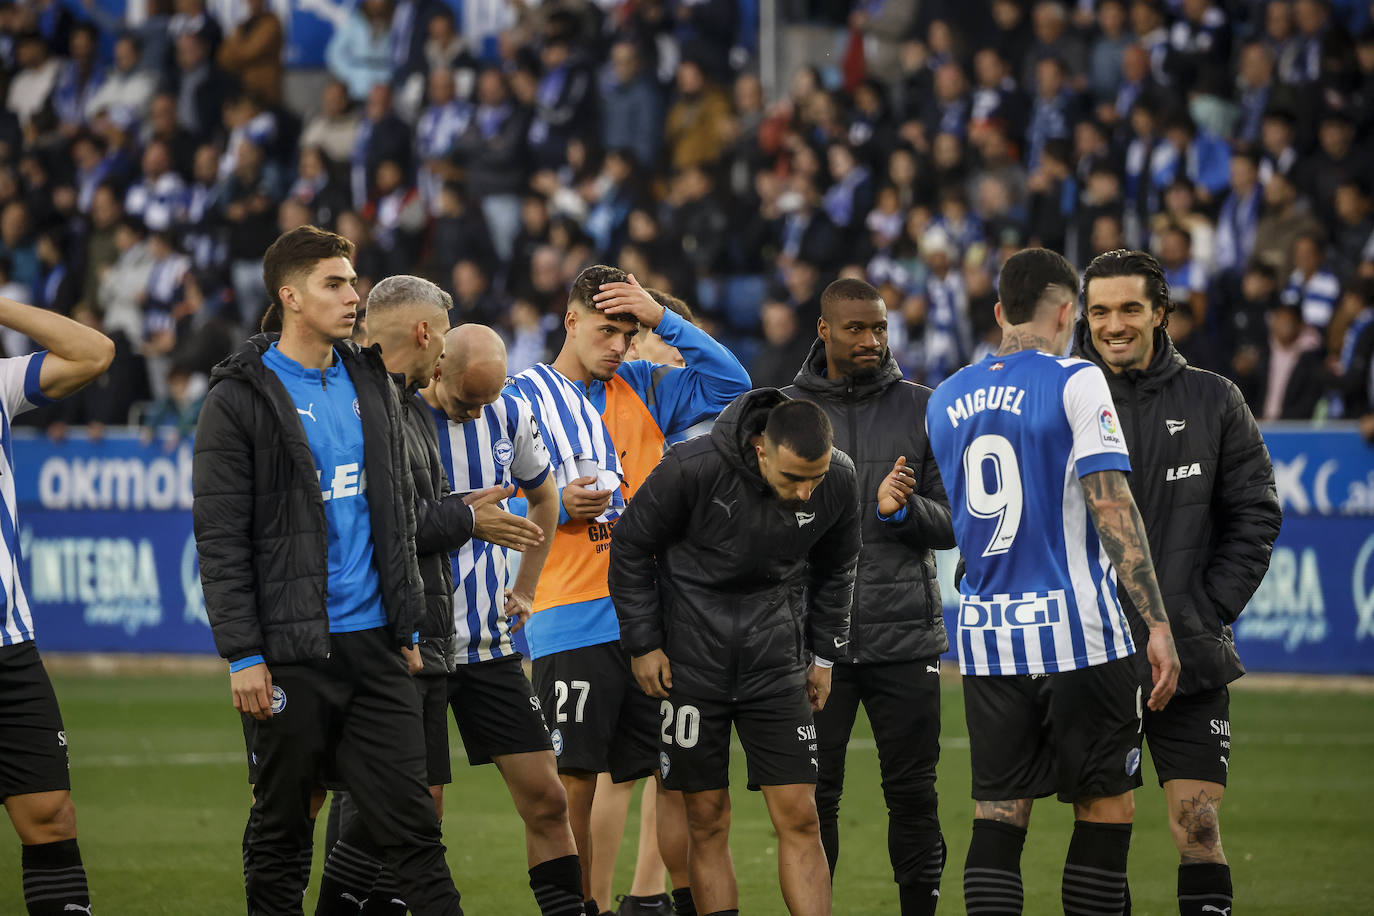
xmin=783 ymin=279 xmax=955 ymax=914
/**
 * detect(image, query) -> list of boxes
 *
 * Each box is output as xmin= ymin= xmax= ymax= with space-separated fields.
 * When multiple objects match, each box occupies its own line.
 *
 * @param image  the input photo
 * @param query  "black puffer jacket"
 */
xmin=785 ymin=342 xmax=955 ymax=663
xmin=400 ymin=385 xmax=475 ymax=675
xmin=1073 ymin=323 xmax=1282 ymax=695
xmin=193 ymin=335 xmax=424 ymax=666
xmin=609 ymin=389 xmax=862 ymax=702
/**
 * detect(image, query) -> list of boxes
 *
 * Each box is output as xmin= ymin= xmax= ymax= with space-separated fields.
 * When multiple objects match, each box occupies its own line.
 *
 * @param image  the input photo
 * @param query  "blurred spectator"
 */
xmin=602 ymin=40 xmax=663 ymax=169
xmin=420 ymin=8 xmax=478 ymax=100
xmin=505 ymin=298 xmax=554 ymax=373
xmin=350 ymin=83 xmax=411 ymax=211
xmin=1090 ymin=0 xmax=1132 ymax=101
xmin=454 ymin=68 xmax=530 ymax=264
xmin=362 ymin=159 xmax=425 ymax=276
xmin=287 ymin=145 xmax=349 ymax=229
xmin=82 ymin=183 xmax=123 ymax=304
xmin=87 ymin=34 xmax=157 ymax=122
xmin=9 ymin=32 xmax=60 ymax=126
xmin=750 ymin=299 xmax=811 ymax=388
xmin=216 ymin=0 xmax=284 ymax=107
xmin=140 ymin=363 xmax=206 ymax=446
xmin=222 ymin=138 xmax=280 ymax=320
xmin=168 ymin=0 xmax=223 ymax=62
xmin=1157 ymin=222 xmax=1210 ymax=321
xmin=415 ymin=67 xmax=473 ymax=212
xmin=0 ymin=202 xmax=37 ymax=299
xmin=1023 ymin=1 xmax=1088 ymax=89
xmin=52 ymin=22 xmax=103 ymax=133
xmin=1235 ymin=42 xmax=1277 ymax=144
xmin=1332 ymin=179 xmax=1373 ymax=279
xmin=1254 ymin=170 xmax=1323 ymax=276
xmin=1283 ymin=233 xmax=1342 ymax=328
xmin=125 ymin=139 xmax=189 ymax=232
xmin=34 ymin=229 xmax=78 ymax=315
xmin=664 ymin=59 xmax=733 ymax=171
xmin=448 ymin=259 xmax=504 ymax=325
xmin=143 ymin=92 xmax=197 ymax=179
xmin=528 ymin=31 xmax=597 ymax=170
xmin=169 ymin=31 xmax=228 ymax=144
xmin=1302 ymin=110 xmax=1363 ymax=226
xmin=98 ymin=218 xmax=154 ymax=346
xmin=915 ymin=226 xmax=972 ymax=384
xmin=1215 ymin=148 xmax=1263 ymax=275
xmin=299 ymin=81 xmax=359 ymax=171
xmin=1261 ymin=302 xmax=1327 ymax=419
xmin=326 ymin=0 xmax=396 ymax=101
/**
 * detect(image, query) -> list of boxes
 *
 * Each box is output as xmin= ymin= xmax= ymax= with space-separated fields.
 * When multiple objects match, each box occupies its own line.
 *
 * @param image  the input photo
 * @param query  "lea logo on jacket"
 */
xmin=1165 ymin=462 xmax=1202 ymax=481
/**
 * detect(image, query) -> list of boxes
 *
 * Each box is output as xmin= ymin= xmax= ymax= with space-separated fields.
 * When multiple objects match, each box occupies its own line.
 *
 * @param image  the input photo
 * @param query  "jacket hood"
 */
xmin=1071 ymin=320 xmax=1188 ymax=392
xmin=710 ymin=387 xmax=788 ymax=486
xmin=790 ymin=339 xmax=903 ymax=399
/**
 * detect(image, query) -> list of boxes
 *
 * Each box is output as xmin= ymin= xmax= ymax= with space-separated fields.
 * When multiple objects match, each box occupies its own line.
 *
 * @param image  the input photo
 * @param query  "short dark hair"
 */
xmin=261 ymin=225 xmax=356 ymax=332
xmin=647 ymin=288 xmax=694 ymax=324
xmin=764 ymin=399 xmax=833 ymax=462
xmin=997 ymin=248 xmax=1079 ymax=324
xmin=1081 ymin=248 xmax=1175 ymax=329
xmin=820 ymin=278 xmax=881 ymax=320
xmin=568 ymin=263 xmax=628 ymax=311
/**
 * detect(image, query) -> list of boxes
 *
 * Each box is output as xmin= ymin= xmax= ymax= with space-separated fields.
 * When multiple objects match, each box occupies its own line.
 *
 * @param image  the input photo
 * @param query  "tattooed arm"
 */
xmin=1081 ymin=469 xmax=1180 ymax=710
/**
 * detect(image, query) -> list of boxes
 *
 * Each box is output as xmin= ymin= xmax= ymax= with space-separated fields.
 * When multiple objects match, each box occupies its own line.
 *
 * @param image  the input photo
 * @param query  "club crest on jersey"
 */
xmin=352 ymin=398 xmax=361 ymax=418
xmin=1166 ymin=418 xmax=1186 ymax=436
xmin=270 ymin=686 xmax=287 ymax=715
xmin=795 ymin=511 xmax=816 ymax=527
xmin=660 ymin=751 xmax=671 ymax=780
xmin=1125 ymin=747 xmax=1141 ymax=776
xmin=551 ymin=728 xmax=564 ymax=757
xmin=1098 ymin=407 xmax=1123 ymax=447
xmin=493 ymin=438 xmax=515 ymax=467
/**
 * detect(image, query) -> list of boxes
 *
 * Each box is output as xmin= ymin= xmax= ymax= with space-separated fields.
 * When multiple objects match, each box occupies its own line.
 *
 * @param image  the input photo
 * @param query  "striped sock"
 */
xmin=1062 ymin=821 xmax=1131 ymax=916
xmin=1178 ymin=862 xmax=1231 ymax=916
xmin=21 ymin=839 xmax=91 ymax=916
xmin=963 ymin=818 xmax=1026 ymax=915
xmin=315 ymin=840 xmax=383 ymax=915
xmin=360 ymin=866 xmax=406 ymax=915
xmin=528 ymin=854 xmax=584 ymax=916
xmin=899 ymin=833 xmax=946 ymax=916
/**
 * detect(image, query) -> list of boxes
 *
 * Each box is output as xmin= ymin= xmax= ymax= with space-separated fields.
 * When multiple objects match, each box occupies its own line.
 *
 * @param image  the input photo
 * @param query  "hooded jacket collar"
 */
xmin=790 ymin=339 xmax=903 ymax=401
xmin=1071 ymin=320 xmax=1188 ymax=393
xmin=709 ymin=388 xmax=788 ymax=491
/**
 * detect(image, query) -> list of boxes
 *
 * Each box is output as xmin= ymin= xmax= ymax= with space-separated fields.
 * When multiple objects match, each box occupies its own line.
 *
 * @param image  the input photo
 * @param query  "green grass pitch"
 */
xmin=1 ymin=673 xmax=1371 ymax=914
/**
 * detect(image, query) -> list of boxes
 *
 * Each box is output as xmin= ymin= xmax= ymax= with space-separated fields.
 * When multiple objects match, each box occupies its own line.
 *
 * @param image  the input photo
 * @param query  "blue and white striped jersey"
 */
xmin=927 ymin=349 xmax=1135 ymax=676
xmin=430 ymin=394 xmax=552 ymax=664
xmin=1 ymin=352 xmax=54 ymax=646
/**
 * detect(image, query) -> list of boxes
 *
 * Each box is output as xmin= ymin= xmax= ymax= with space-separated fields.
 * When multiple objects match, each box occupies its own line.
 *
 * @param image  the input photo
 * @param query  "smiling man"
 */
xmin=1073 ymin=249 xmax=1281 ymax=916
xmin=609 ymin=393 xmax=861 ymax=916
xmin=783 ymin=278 xmax=955 ymax=915
xmin=193 ymin=226 xmax=465 ymax=915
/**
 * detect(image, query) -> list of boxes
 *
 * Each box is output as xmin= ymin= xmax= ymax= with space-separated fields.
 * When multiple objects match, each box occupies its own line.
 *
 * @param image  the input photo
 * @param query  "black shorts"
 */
xmin=530 ymin=641 xmax=657 ymax=782
xmin=0 ymin=642 xmax=71 ymax=800
xmin=1141 ymin=684 xmax=1231 ymax=786
xmin=417 ymin=674 xmax=451 ymax=785
xmin=447 ymin=655 xmax=552 ymax=767
xmin=964 ymin=655 xmax=1143 ymax=804
xmin=658 ymin=688 xmax=818 ymax=794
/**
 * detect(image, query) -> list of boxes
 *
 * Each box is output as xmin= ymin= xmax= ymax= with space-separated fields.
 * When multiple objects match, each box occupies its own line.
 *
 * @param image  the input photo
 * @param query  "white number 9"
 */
xmin=963 ymin=434 xmax=1024 ymax=557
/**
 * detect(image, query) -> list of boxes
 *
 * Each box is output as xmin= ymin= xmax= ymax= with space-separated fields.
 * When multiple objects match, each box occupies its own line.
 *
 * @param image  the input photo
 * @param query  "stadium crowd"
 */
xmin=2 ymin=0 xmax=1374 ymax=439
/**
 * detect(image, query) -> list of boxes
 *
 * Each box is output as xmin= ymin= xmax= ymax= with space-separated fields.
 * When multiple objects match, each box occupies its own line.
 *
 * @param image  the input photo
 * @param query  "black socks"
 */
xmin=1062 ymin=821 xmax=1132 ymax=915
xmin=963 ymin=818 xmax=1027 ymax=915
xmin=528 ymin=854 xmax=584 ymax=916
xmin=671 ymin=886 xmax=697 ymax=916
xmin=1178 ymin=862 xmax=1232 ymax=916
xmin=21 ymin=839 xmax=91 ymax=916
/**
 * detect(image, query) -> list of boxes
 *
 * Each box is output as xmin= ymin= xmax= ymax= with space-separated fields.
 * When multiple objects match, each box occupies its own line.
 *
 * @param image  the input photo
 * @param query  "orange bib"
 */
xmin=532 ymin=374 xmax=666 ymax=612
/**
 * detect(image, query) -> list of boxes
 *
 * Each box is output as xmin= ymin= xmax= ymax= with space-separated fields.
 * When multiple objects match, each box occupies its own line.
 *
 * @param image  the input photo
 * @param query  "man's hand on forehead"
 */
xmin=591 ymin=272 xmax=665 ymax=329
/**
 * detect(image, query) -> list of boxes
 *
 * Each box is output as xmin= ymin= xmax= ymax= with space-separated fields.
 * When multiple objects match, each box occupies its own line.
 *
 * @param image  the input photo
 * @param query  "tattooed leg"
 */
xmin=1166 ymin=780 xmax=1227 ymax=864
xmin=974 ymin=798 xmax=1033 ymax=829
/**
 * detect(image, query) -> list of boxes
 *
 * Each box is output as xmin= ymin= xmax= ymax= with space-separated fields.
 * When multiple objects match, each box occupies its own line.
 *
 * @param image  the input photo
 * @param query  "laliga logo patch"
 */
xmin=494 ymin=438 xmax=515 ymax=467
xmin=352 ymin=398 xmax=361 ymax=419
xmin=1099 ymin=407 xmax=1123 ymax=447
xmin=660 ymin=752 xmax=671 ymax=781
xmin=270 ymin=686 xmax=288 ymax=715
xmin=1125 ymin=747 xmax=1141 ymax=776
xmin=551 ymin=728 xmax=564 ymax=757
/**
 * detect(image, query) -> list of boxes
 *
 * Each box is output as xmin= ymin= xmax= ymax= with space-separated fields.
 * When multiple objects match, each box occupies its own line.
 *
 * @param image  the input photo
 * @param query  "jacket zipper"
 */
xmin=844 ymin=378 xmax=862 ymax=662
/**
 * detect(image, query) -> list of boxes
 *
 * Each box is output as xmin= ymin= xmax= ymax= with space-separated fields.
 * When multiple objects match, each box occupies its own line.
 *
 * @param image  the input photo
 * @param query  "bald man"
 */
xmin=420 ymin=323 xmax=582 ymax=916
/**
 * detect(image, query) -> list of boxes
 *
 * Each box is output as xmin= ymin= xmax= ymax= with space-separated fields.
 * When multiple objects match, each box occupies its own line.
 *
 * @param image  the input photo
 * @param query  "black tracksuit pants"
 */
xmin=242 ymin=628 xmax=462 ymax=916
xmin=814 ymin=657 xmax=944 ymax=888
